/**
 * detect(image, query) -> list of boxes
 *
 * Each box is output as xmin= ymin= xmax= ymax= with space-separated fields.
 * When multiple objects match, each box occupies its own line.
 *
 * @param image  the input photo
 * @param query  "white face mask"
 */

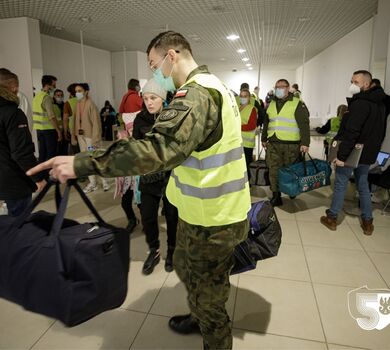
xmin=275 ymin=88 xmax=286 ymax=99
xmin=349 ymin=83 xmax=361 ymax=95
xmin=76 ymin=92 xmax=84 ymax=100
xmin=55 ymin=97 xmax=63 ymax=103
xmin=240 ymin=97 xmax=249 ymax=105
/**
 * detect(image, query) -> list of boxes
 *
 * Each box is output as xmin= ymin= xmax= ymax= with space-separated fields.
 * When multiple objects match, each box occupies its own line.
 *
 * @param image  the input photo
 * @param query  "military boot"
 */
xmin=169 ymin=314 xmax=200 ymax=334
xmin=142 ymin=248 xmax=160 ymax=275
xmin=361 ymin=218 xmax=374 ymax=235
xmin=164 ymin=246 xmax=174 ymax=273
xmin=270 ymin=192 xmax=283 ymax=207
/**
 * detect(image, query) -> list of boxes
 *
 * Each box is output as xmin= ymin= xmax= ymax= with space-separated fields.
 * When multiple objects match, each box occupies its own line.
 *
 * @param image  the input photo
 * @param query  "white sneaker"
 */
xmin=83 ymin=183 xmax=98 ymax=194
xmin=103 ymin=182 xmax=110 ymax=192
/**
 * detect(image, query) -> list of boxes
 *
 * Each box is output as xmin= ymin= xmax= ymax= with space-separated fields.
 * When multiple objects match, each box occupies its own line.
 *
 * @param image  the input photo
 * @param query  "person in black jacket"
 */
xmin=0 ymin=68 xmax=46 ymax=216
xmin=321 ymin=70 xmax=386 ymax=235
xmin=133 ymin=78 xmax=178 ymax=275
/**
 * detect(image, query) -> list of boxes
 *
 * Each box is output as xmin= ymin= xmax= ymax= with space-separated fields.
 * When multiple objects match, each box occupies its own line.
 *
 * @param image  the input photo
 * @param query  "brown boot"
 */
xmin=361 ymin=218 xmax=374 ymax=235
xmin=320 ymin=215 xmax=337 ymax=231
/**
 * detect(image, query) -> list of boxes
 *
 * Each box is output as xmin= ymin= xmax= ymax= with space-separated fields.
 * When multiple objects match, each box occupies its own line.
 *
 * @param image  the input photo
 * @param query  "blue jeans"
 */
xmin=328 ymin=165 xmax=372 ymax=220
xmin=5 ymin=196 xmax=32 ymax=217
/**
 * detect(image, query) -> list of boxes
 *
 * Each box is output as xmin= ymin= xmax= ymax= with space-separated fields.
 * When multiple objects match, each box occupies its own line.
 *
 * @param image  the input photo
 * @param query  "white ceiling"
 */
xmin=0 ymin=0 xmax=378 ymax=72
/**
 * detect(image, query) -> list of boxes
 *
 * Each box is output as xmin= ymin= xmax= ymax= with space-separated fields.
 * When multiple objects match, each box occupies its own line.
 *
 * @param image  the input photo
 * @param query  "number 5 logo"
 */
xmin=348 ymin=286 xmax=390 ymax=330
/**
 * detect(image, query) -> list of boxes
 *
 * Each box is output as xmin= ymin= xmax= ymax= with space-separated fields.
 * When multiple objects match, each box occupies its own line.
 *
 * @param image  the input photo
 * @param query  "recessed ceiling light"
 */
xmin=227 ymin=34 xmax=240 ymax=41
xmin=246 ymin=63 xmax=252 ymax=67
xmin=55 ymin=26 xmax=63 ymax=31
xmin=248 ymin=67 xmax=253 ymax=70
xmin=237 ymin=49 xmax=246 ymax=53
xmin=288 ymin=37 xmax=296 ymax=41
xmin=287 ymin=43 xmax=294 ymax=47
xmin=242 ymin=57 xmax=249 ymax=62
xmin=79 ymin=16 xmax=91 ymax=22
xmin=298 ymin=17 xmax=310 ymax=22
xmin=220 ymin=58 xmax=226 ymax=61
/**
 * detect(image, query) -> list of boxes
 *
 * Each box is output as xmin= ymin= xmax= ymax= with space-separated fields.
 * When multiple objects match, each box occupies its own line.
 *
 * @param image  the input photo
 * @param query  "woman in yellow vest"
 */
xmin=239 ymin=89 xmax=257 ymax=181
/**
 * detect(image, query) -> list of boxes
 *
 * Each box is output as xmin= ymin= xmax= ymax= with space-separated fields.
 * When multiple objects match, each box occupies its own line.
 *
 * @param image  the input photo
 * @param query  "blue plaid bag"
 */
xmin=278 ymin=153 xmax=332 ymax=197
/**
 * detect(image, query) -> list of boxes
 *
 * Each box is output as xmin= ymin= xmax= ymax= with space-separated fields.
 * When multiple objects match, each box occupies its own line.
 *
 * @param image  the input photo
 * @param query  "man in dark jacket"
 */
xmin=321 ymin=70 xmax=386 ymax=235
xmin=0 ymin=68 xmax=46 ymax=216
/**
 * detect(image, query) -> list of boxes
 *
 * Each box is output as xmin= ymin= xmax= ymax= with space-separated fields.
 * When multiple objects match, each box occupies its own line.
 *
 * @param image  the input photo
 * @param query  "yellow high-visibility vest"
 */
xmin=240 ymin=104 xmax=256 ymax=148
xmin=166 ymin=73 xmax=251 ymax=227
xmin=32 ymin=91 xmax=54 ymax=130
xmin=267 ymin=97 xmax=300 ymax=141
xmin=53 ymin=103 xmax=63 ymax=130
xmin=67 ymin=97 xmax=78 ymax=134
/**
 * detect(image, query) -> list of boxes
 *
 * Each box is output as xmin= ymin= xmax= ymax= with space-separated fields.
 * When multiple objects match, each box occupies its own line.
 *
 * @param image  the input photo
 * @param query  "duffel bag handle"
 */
xmin=50 ymin=179 xmax=106 ymax=236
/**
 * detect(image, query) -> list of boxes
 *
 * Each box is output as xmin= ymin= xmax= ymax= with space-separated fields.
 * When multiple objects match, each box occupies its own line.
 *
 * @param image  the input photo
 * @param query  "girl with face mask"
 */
xmin=73 ymin=83 xmax=109 ymax=193
xmin=239 ymin=89 xmax=258 ymax=181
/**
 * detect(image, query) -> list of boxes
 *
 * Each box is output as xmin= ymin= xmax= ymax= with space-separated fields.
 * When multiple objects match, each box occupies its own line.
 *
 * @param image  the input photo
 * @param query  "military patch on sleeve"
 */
xmin=174 ymin=89 xmax=188 ymax=98
xmin=158 ymin=109 xmax=179 ymax=121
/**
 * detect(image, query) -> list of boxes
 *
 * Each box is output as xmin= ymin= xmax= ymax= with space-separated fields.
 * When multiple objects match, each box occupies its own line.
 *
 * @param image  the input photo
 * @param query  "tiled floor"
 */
xmin=1 ymin=138 xmax=390 ymax=349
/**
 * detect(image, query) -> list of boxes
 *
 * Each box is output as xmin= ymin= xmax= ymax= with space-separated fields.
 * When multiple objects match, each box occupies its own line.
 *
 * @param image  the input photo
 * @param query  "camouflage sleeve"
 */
xmin=295 ymin=101 xmax=310 ymax=146
xmin=74 ymin=84 xmax=220 ymax=178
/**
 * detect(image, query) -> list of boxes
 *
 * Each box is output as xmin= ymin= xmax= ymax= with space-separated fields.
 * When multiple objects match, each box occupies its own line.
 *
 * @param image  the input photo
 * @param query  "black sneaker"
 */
xmin=126 ymin=218 xmax=137 ymax=234
xmin=142 ymin=249 xmax=160 ymax=275
xmin=169 ymin=314 xmax=200 ymax=334
xmin=165 ymin=249 xmax=174 ymax=272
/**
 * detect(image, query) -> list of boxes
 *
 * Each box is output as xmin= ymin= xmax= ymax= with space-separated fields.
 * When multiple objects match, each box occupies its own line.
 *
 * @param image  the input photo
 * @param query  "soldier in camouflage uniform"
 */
xmin=261 ymin=79 xmax=310 ymax=206
xmin=28 ymin=31 xmax=251 ymax=350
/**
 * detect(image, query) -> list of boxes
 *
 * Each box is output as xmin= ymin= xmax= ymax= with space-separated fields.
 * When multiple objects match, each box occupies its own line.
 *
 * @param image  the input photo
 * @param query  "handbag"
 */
xmin=231 ymin=200 xmax=282 ymax=275
xmin=278 ymin=153 xmax=332 ymax=197
xmin=0 ymin=180 xmax=130 ymax=326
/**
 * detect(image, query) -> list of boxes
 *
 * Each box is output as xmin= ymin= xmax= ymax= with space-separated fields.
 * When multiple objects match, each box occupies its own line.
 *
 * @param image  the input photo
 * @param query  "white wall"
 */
xmin=41 ymin=35 xmax=113 ymax=109
xmin=0 ymin=17 xmax=35 ymax=102
xmin=111 ymin=50 xmax=151 ymax=110
xmin=214 ymin=69 xmax=296 ymax=100
xmin=295 ymin=19 xmax=373 ymax=123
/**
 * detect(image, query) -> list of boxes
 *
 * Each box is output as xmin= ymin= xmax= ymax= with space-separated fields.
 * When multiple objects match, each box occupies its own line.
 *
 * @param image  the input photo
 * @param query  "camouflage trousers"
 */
xmin=266 ymin=142 xmax=301 ymax=192
xmin=173 ymin=218 xmax=248 ymax=350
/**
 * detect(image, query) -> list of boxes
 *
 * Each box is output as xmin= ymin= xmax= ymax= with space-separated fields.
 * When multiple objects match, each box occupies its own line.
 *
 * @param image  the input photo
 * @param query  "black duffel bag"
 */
xmin=231 ymin=200 xmax=282 ymax=275
xmin=0 ymin=180 xmax=130 ymax=326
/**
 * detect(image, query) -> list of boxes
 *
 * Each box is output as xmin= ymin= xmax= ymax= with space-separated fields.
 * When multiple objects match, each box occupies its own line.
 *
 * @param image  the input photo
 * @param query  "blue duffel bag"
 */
xmin=278 ymin=153 xmax=332 ymax=197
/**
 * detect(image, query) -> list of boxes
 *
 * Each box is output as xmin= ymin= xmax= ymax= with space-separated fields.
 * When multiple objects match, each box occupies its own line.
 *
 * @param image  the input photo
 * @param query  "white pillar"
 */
xmin=80 ymin=30 xmax=87 ymax=82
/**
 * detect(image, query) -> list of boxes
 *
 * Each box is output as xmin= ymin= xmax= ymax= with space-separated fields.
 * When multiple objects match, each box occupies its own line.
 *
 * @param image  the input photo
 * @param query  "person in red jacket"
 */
xmin=119 ymin=79 xmax=143 ymax=114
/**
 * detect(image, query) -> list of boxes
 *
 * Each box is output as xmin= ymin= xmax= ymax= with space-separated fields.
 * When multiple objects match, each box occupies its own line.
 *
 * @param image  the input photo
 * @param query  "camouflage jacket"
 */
xmin=74 ymin=66 xmax=223 ymax=178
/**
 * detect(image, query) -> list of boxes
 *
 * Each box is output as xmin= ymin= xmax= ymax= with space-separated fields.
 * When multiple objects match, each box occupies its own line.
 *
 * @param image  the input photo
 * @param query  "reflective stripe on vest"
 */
xmin=166 ymin=73 xmax=251 ymax=227
xmin=32 ymin=91 xmax=54 ymax=130
xmin=182 ymin=146 xmax=243 ymax=170
xmin=240 ymin=104 xmax=256 ymax=148
xmin=170 ymin=170 xmax=248 ymax=199
xmin=267 ymin=97 xmax=300 ymax=141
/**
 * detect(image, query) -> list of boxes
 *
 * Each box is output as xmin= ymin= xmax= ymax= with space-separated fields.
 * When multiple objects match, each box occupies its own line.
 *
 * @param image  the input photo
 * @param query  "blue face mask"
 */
xmin=153 ymin=56 xmax=176 ymax=92
xmin=275 ymin=88 xmax=286 ymax=99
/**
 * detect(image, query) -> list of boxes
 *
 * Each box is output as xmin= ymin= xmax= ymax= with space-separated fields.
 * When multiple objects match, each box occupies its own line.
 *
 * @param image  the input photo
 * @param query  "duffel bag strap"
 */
xmin=50 ymin=180 xmax=106 ymax=236
xmin=13 ymin=179 xmax=56 ymax=229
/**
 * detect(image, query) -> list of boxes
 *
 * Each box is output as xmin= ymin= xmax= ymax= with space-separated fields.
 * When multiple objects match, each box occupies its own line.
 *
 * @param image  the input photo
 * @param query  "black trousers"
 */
xmin=37 ymin=129 xmax=58 ymax=163
xmin=244 ymin=147 xmax=254 ymax=182
xmin=140 ymin=192 xmax=178 ymax=250
xmin=121 ymin=189 xmax=137 ymax=221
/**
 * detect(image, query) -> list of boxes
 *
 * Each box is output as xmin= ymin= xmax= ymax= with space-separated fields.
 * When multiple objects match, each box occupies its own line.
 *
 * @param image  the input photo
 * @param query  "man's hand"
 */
xmin=261 ymin=142 xmax=268 ymax=150
xmin=35 ymin=179 xmax=47 ymax=192
xmin=27 ymin=156 xmax=76 ymax=184
xmin=57 ymin=129 xmax=63 ymax=142
xmin=333 ymin=158 xmax=345 ymax=167
xmin=300 ymin=145 xmax=309 ymax=153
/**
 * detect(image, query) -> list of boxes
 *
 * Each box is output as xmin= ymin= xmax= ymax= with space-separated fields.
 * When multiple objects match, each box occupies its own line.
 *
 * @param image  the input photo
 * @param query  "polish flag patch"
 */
xmin=174 ymin=89 xmax=188 ymax=98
